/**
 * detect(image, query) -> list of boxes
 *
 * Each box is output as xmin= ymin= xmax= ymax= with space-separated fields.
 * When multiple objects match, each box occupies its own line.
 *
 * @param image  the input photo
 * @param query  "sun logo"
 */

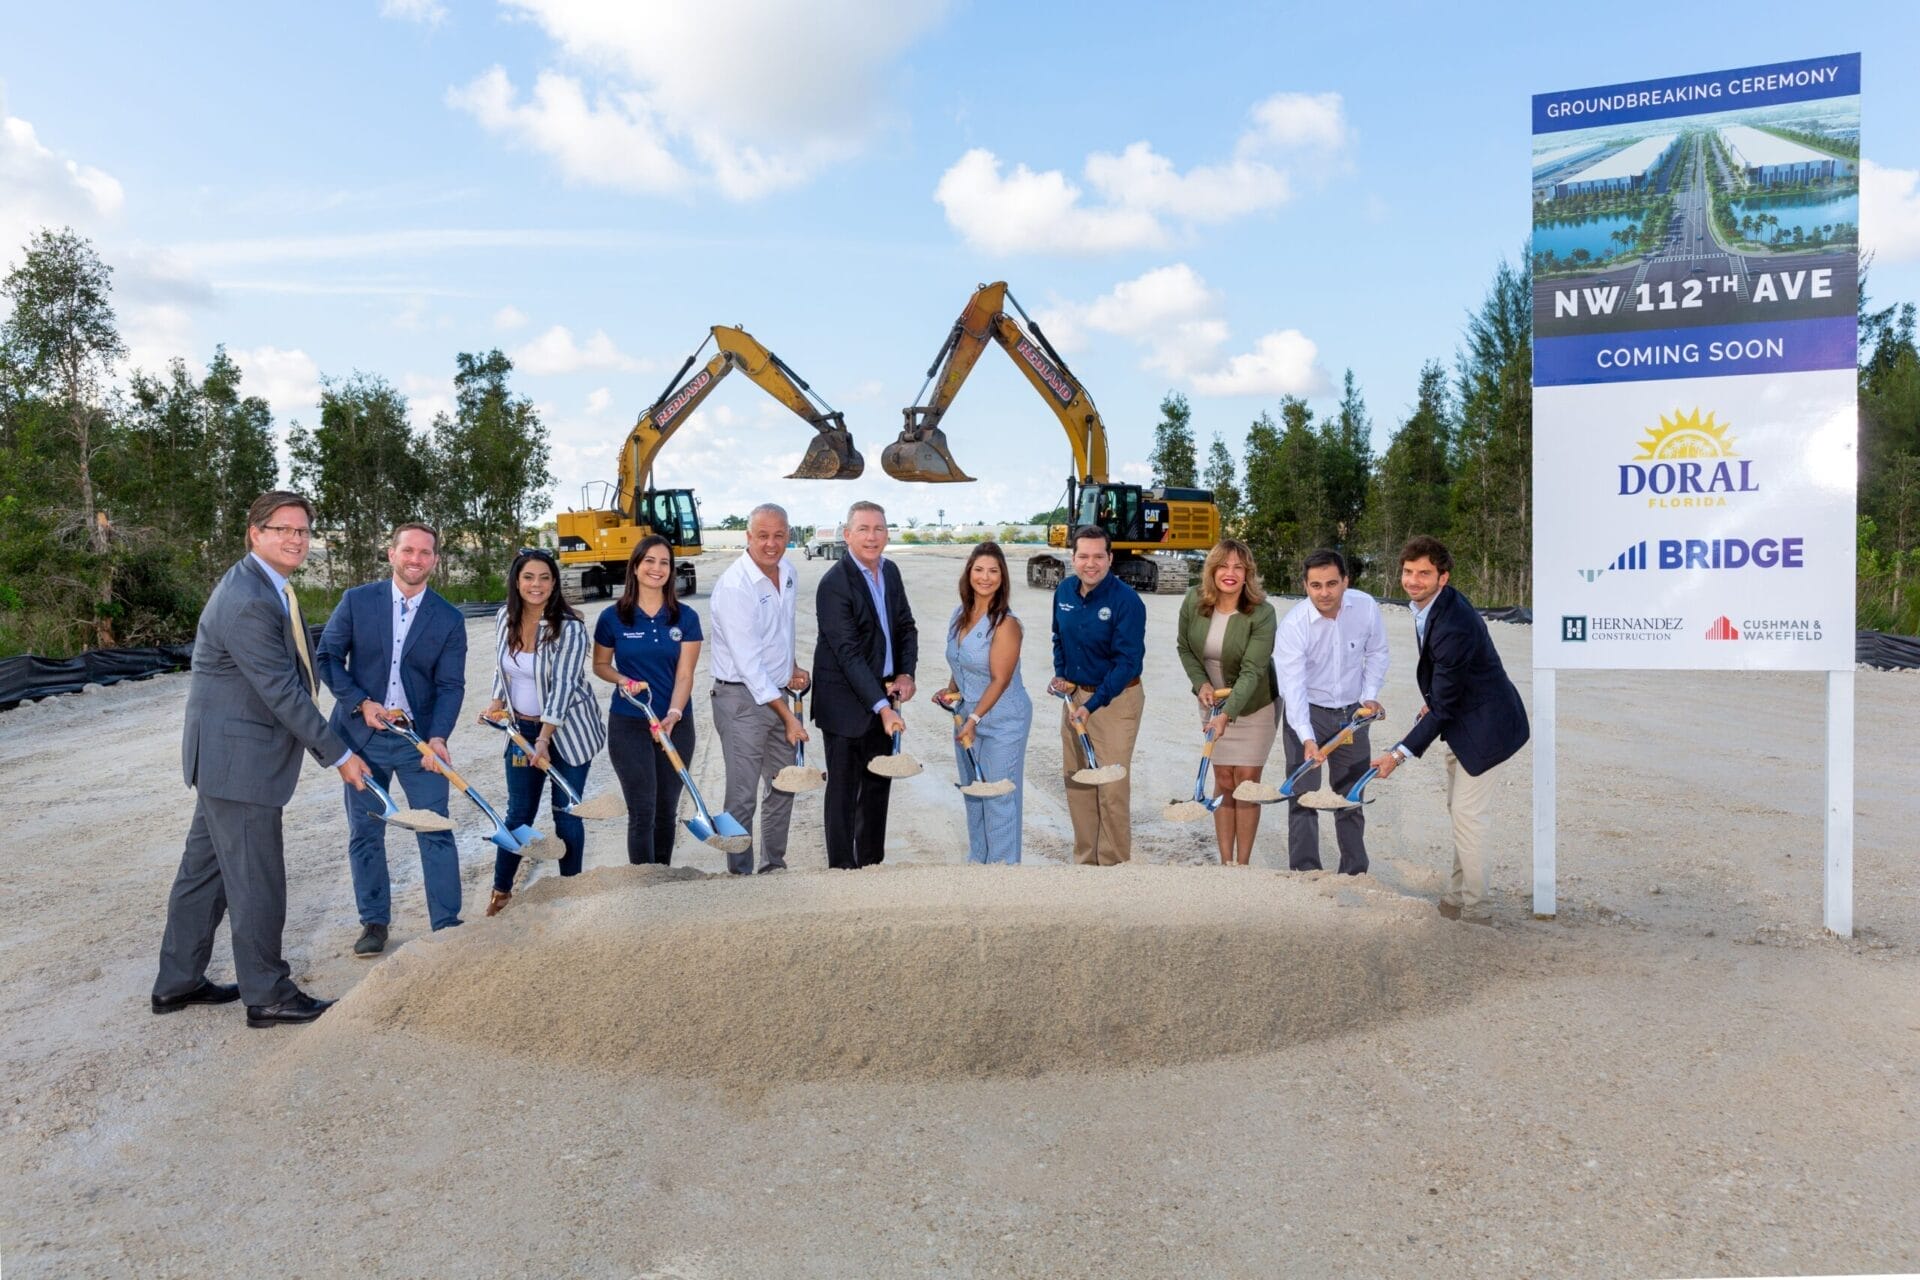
xmin=1633 ymin=408 xmax=1736 ymax=460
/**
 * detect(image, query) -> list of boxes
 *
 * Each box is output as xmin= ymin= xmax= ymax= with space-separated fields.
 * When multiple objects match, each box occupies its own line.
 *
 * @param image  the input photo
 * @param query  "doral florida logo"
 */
xmin=1619 ymin=408 xmax=1757 ymax=509
xmin=1705 ymin=616 xmax=1740 ymax=640
xmin=1578 ymin=536 xmax=1804 ymax=582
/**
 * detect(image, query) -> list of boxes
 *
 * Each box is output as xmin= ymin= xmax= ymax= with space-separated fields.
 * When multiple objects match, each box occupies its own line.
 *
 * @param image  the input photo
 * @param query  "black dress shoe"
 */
xmin=151 ymin=978 xmax=242 ymax=1014
xmin=353 ymin=922 xmax=389 ymax=958
xmin=245 ymin=991 xmax=335 ymax=1028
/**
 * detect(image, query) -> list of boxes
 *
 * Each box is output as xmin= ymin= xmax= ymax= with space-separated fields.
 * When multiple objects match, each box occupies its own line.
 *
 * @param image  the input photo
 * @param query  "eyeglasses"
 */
xmin=259 ymin=525 xmax=313 ymax=540
xmin=517 ymin=547 xmax=557 ymax=561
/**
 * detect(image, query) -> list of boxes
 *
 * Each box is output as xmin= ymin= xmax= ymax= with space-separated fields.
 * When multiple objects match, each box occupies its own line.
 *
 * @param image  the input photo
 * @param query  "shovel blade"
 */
xmin=685 ymin=816 xmax=715 ymax=845
xmin=713 ymin=812 xmax=750 ymax=839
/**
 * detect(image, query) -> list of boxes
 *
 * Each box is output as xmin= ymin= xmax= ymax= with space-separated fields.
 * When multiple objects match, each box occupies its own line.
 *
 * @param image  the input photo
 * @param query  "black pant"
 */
xmin=822 ymin=721 xmax=893 ymax=869
xmin=607 ymin=711 xmax=691 ymax=865
xmin=1282 ymin=702 xmax=1370 ymax=875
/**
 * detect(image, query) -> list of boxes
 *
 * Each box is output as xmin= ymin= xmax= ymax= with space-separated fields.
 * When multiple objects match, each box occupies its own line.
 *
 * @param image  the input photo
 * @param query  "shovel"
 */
xmin=618 ymin=684 xmax=752 ymax=853
xmin=1234 ymin=705 xmax=1381 ymax=806
xmin=866 ymin=697 xmax=923 ymax=779
xmin=1163 ymin=695 xmax=1227 ymax=823
xmin=934 ymin=690 xmax=1015 ymax=798
xmin=1052 ymin=689 xmax=1126 ymax=786
xmin=385 ymin=711 xmax=538 ymax=853
xmin=478 ymin=711 xmax=585 ymax=812
xmin=771 ymin=688 xmax=826 ymax=794
xmin=358 ymin=775 xmax=456 ymax=832
xmin=1343 ymin=766 xmax=1382 ymax=807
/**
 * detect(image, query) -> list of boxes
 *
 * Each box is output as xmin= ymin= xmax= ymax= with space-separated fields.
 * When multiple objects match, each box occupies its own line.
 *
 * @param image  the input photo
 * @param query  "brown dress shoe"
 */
xmin=1437 ymin=901 xmax=1462 ymax=920
xmin=485 ymin=889 xmax=512 ymax=917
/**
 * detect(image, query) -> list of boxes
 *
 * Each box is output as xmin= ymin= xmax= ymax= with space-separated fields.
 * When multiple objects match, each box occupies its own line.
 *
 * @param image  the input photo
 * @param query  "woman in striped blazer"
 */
xmin=482 ymin=547 xmax=606 ymax=915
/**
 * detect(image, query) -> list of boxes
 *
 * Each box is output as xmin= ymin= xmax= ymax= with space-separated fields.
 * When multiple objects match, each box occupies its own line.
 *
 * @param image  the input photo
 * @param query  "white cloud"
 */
xmin=401 ymin=372 xmax=455 ymax=428
xmin=381 ymin=0 xmax=447 ymax=24
xmin=493 ymin=304 xmax=529 ymax=331
xmin=585 ymin=386 xmax=612 ymax=414
xmin=1043 ymin=264 xmax=1326 ymax=398
xmin=0 ymin=98 xmax=125 ymax=265
xmin=231 ymin=346 xmax=322 ymax=426
xmin=449 ymin=0 xmax=949 ymax=199
xmin=935 ymin=91 xmax=1351 ymax=255
xmin=121 ymin=303 xmax=197 ymax=378
xmin=511 ymin=324 xmax=643 ymax=375
xmin=1862 ymin=159 xmax=1920 ymax=265
xmin=1190 ymin=329 xmax=1326 ymax=398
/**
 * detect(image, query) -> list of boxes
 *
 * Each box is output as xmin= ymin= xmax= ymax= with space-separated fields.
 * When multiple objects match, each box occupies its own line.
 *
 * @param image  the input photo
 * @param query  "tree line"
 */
xmin=4 ymin=227 xmax=1917 ymax=656
xmin=1 ymin=228 xmax=552 ymax=655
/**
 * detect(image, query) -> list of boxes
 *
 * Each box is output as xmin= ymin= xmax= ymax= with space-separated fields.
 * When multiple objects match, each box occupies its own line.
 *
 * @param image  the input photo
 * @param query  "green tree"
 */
xmin=1240 ymin=398 xmax=1330 ymax=585
xmin=1 ymin=228 xmax=126 ymax=643
xmin=1320 ymin=369 xmax=1373 ymax=549
xmin=1149 ymin=390 xmax=1198 ymax=488
xmin=203 ymin=346 xmax=279 ymax=554
xmin=1203 ymin=432 xmax=1241 ymax=532
xmin=1858 ymin=300 xmax=1920 ymax=629
xmin=429 ymin=350 xmax=552 ymax=583
xmin=1449 ymin=258 xmax=1533 ymax=605
xmin=290 ymin=372 xmax=430 ymax=586
xmin=1359 ymin=360 xmax=1454 ymax=596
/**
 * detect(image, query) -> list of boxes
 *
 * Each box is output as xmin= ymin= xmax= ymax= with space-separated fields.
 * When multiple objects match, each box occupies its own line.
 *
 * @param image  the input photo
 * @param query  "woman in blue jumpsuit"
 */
xmin=941 ymin=542 xmax=1032 ymax=863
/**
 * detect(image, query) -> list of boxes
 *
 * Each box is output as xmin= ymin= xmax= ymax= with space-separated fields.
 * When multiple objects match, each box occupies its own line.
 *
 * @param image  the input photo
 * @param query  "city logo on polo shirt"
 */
xmin=1097 ymin=607 xmax=1112 ymax=620
xmin=669 ymin=626 xmax=683 ymax=641
xmin=1617 ymin=408 xmax=1758 ymax=510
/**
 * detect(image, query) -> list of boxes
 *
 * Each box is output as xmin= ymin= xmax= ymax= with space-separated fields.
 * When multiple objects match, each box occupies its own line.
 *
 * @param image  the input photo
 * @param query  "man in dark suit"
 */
xmin=316 ymin=521 xmax=468 ymax=955
xmin=811 ymin=500 xmax=917 ymax=869
xmin=153 ymin=491 xmax=371 ymax=1027
xmin=1369 ymin=535 xmax=1529 ymax=924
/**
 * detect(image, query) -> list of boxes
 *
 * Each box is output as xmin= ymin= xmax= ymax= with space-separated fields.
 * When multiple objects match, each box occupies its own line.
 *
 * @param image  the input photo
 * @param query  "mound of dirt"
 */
xmin=312 ymin=865 xmax=1496 ymax=1083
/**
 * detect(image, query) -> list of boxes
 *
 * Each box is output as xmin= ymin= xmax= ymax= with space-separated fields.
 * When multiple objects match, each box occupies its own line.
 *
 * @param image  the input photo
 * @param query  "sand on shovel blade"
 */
xmin=514 ymin=835 xmax=566 ymax=861
xmin=705 ymin=834 xmax=753 ymax=854
xmin=1070 ymin=764 xmax=1127 ymax=786
xmin=565 ymin=791 xmax=626 ymax=820
xmin=868 ymin=755 xmax=923 ymax=779
xmin=1298 ymin=788 xmax=1358 ymax=811
xmin=386 ymin=808 xmax=456 ymax=832
xmin=1233 ymin=779 xmax=1284 ymax=803
xmin=959 ymin=778 xmax=1015 ymax=798
xmin=772 ymin=765 xmax=826 ymax=793
xmin=1161 ymin=798 xmax=1208 ymax=822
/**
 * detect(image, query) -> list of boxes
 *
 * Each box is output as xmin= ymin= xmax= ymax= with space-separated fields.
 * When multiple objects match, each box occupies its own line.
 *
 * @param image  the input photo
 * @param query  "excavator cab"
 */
xmin=638 ymin=488 xmax=702 ymax=552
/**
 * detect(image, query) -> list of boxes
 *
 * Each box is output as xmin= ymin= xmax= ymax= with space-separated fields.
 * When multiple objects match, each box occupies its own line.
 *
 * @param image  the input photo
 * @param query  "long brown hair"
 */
xmin=953 ymin=541 xmax=1012 ymax=637
xmin=616 ymin=534 xmax=680 ymax=626
xmin=505 ymin=547 xmax=581 ymax=652
xmin=1197 ymin=538 xmax=1266 ymax=616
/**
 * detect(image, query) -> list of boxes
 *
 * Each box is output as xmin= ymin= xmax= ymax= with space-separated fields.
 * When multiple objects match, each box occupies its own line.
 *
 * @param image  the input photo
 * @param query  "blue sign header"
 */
xmin=1533 ymin=53 xmax=1859 ymax=134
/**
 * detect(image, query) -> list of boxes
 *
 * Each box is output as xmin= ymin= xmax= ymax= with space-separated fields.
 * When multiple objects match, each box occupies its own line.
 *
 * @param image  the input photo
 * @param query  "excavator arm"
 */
xmin=614 ymin=324 xmax=864 ymax=511
xmin=883 ymin=281 xmax=1109 ymax=485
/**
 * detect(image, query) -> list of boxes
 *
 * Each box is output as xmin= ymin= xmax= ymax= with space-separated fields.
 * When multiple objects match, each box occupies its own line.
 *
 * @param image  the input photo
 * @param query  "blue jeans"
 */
xmin=343 ymin=727 xmax=462 ymax=929
xmin=493 ymin=717 xmax=591 ymax=893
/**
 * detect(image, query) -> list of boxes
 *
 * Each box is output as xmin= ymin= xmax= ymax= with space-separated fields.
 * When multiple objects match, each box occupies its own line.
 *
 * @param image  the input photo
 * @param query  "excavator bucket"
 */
xmin=880 ymin=425 xmax=975 ymax=483
xmin=787 ymin=425 xmax=865 ymax=480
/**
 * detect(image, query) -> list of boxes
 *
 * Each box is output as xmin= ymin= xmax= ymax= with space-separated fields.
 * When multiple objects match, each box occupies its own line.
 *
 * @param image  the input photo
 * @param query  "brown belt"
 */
xmin=1074 ymin=678 xmax=1141 ymax=693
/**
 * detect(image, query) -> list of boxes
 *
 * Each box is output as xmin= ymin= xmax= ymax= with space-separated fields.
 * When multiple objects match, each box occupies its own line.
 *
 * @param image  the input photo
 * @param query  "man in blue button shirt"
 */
xmin=1048 ymin=525 xmax=1146 ymax=865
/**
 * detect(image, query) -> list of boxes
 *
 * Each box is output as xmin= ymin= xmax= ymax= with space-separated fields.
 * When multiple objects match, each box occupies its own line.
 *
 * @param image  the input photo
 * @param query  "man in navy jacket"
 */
xmin=316 ymin=522 xmax=468 ymax=952
xmin=1369 ymin=535 xmax=1528 ymax=923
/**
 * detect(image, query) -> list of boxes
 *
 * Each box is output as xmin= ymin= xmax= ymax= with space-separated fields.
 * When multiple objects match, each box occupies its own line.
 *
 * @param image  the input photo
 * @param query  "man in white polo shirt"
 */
xmin=1273 ymin=548 xmax=1389 ymax=875
xmin=706 ymin=503 xmax=809 ymax=874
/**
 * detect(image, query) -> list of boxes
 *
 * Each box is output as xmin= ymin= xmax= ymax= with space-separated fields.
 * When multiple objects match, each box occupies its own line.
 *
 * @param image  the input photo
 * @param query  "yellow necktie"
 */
xmin=283 ymin=582 xmax=317 ymax=699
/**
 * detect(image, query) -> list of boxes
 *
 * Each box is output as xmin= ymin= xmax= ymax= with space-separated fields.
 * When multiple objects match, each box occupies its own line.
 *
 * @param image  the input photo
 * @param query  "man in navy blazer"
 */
xmin=1369 ymin=535 xmax=1528 ymax=923
xmin=811 ymin=501 xmax=917 ymax=869
xmin=316 ymin=522 xmax=468 ymax=953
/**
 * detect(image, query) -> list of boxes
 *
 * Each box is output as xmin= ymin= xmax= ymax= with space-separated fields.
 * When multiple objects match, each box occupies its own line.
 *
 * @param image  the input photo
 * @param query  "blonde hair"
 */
xmin=1198 ymin=539 xmax=1265 ymax=615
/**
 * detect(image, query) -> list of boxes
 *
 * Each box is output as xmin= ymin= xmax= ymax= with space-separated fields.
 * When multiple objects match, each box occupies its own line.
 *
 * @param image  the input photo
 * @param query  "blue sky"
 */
xmin=4 ymin=0 xmax=1917 ymax=531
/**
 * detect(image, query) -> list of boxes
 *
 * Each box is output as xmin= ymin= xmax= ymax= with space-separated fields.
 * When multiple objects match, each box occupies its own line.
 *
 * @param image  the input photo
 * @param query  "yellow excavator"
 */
xmin=555 ymin=325 xmax=863 ymax=599
xmin=881 ymin=281 xmax=1219 ymax=593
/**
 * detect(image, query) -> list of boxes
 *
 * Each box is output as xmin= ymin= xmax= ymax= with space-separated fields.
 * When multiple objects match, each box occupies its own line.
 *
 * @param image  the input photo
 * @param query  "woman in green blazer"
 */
xmin=1176 ymin=539 xmax=1278 ymax=864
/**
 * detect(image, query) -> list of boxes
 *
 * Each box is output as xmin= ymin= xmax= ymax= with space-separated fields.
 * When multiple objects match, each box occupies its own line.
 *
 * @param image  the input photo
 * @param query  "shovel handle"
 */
xmin=415 ymin=740 xmax=472 ymax=792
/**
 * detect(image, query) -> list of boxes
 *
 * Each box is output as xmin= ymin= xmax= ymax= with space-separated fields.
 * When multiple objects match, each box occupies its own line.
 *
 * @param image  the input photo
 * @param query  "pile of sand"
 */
xmin=314 ymin=865 xmax=1498 ymax=1084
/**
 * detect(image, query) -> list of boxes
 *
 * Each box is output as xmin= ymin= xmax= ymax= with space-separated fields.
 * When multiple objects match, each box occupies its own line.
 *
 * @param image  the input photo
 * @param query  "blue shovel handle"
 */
xmin=1345 ymin=767 xmax=1381 ymax=805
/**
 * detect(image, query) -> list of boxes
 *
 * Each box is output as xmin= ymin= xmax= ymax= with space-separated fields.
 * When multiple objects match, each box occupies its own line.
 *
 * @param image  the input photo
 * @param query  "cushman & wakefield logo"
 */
xmin=1618 ymin=408 xmax=1758 ymax=510
xmin=1704 ymin=616 xmax=1824 ymax=641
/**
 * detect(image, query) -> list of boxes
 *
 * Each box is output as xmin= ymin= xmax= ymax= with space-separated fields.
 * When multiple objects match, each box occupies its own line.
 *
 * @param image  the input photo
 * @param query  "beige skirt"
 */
xmin=1212 ymin=700 xmax=1278 ymax=767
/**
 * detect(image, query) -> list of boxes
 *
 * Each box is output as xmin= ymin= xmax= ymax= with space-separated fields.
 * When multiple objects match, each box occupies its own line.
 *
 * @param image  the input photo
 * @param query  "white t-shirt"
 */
xmin=502 ymin=647 xmax=541 ymax=718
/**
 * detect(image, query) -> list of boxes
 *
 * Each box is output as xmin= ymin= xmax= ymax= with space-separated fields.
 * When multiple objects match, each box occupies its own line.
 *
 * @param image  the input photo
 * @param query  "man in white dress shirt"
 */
xmin=706 ymin=503 xmax=810 ymax=874
xmin=1273 ymin=549 xmax=1389 ymax=874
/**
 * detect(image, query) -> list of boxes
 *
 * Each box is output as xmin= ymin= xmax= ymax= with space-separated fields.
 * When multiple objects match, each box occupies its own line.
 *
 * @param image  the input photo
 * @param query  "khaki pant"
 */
xmin=1439 ymin=740 xmax=1499 ymax=917
xmin=1059 ymin=682 xmax=1143 ymax=866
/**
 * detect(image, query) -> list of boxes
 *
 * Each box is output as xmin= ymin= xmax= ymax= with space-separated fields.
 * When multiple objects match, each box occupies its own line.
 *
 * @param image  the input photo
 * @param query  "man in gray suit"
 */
xmin=152 ymin=491 xmax=372 ymax=1028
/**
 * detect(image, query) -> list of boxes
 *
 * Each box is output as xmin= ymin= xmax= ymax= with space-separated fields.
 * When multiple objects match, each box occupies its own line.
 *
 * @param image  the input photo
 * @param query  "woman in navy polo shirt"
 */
xmin=591 ymin=534 xmax=703 ymax=865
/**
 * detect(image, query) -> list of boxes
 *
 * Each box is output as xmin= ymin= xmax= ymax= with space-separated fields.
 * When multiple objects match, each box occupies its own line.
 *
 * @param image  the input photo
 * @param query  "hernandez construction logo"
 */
xmin=1618 ymin=408 xmax=1758 ymax=510
xmin=1559 ymin=613 xmax=1682 ymax=642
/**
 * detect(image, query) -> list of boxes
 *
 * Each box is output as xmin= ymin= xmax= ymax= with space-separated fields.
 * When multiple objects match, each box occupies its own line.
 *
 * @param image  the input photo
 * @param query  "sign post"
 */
xmin=1530 ymin=54 xmax=1861 ymax=933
